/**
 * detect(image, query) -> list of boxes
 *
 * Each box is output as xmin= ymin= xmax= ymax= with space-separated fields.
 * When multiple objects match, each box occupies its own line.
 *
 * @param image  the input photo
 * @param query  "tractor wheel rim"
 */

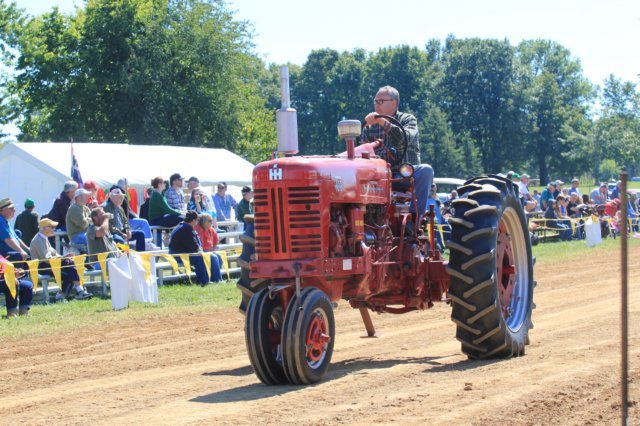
xmin=497 ymin=206 xmax=529 ymax=332
xmin=305 ymin=308 xmax=330 ymax=368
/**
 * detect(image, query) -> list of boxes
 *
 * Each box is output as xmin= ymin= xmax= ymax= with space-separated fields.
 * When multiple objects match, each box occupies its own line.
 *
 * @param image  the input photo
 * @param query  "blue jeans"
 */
xmin=39 ymin=258 xmax=80 ymax=295
xmin=130 ymin=218 xmax=152 ymax=239
xmin=113 ymin=231 xmax=146 ymax=251
xmin=169 ymin=251 xmax=222 ymax=284
xmin=413 ymin=164 xmax=434 ymax=217
xmin=70 ymin=232 xmax=87 ymax=246
xmin=549 ymin=221 xmax=572 ymax=240
xmin=0 ymin=278 xmax=33 ymax=311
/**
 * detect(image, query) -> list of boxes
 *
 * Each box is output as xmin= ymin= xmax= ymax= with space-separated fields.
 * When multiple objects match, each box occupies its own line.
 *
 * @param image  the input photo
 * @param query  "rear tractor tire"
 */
xmin=446 ymin=175 xmax=534 ymax=359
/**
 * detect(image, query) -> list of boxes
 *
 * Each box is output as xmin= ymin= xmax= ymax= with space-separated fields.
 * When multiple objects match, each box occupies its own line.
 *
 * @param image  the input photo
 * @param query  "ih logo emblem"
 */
xmin=269 ymin=164 xmax=283 ymax=181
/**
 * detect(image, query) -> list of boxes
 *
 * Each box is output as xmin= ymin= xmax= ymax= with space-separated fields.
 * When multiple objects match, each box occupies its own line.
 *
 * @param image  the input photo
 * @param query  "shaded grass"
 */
xmin=2 ymin=237 xmax=638 ymax=340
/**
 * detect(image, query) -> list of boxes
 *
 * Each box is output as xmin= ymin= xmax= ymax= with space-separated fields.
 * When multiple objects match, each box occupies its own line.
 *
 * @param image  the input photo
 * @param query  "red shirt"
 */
xmin=194 ymin=224 xmax=219 ymax=251
xmin=604 ymin=201 xmax=618 ymax=217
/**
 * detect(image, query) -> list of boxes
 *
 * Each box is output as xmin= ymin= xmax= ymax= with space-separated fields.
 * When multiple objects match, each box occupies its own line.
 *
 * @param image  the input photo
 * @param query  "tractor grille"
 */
xmin=254 ymin=186 xmax=321 ymax=258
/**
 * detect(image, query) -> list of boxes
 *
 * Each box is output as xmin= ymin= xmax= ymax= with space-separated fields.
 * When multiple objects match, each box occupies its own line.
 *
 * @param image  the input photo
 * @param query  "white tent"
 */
xmin=0 ymin=142 xmax=254 ymax=217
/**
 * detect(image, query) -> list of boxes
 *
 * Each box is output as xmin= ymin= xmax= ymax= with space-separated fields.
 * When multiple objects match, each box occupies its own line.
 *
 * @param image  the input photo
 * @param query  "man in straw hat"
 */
xmin=30 ymin=218 xmax=93 ymax=302
xmin=0 ymin=198 xmax=30 ymax=261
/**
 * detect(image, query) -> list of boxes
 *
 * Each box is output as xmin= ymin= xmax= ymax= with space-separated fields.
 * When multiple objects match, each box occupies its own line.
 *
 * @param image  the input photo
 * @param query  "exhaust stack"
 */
xmin=276 ymin=66 xmax=299 ymax=155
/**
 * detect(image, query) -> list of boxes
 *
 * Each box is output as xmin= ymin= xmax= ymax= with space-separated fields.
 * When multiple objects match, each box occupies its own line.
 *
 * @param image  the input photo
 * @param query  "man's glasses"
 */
xmin=374 ymin=99 xmax=394 ymax=105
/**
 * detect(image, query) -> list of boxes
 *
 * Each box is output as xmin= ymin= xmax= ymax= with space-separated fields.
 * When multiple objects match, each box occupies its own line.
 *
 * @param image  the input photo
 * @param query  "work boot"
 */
xmin=6 ymin=309 xmax=18 ymax=318
xmin=18 ymin=307 xmax=29 ymax=316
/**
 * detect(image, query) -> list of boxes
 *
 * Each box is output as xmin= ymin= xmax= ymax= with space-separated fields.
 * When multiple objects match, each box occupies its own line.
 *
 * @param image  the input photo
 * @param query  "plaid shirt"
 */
xmin=360 ymin=111 xmax=420 ymax=172
xmin=164 ymin=186 xmax=186 ymax=211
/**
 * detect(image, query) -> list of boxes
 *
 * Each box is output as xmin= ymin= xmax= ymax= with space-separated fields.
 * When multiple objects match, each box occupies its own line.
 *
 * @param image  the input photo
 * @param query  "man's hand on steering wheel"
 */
xmin=364 ymin=112 xmax=386 ymax=127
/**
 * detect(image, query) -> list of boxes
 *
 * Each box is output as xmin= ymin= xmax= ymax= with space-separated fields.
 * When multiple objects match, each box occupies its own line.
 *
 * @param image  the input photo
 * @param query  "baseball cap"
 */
xmin=24 ymin=198 xmax=35 ymax=209
xmin=600 ymin=182 xmax=608 ymax=188
xmin=511 ymin=173 xmax=521 ymax=179
xmin=110 ymin=187 xmax=124 ymax=196
xmin=169 ymin=173 xmax=183 ymax=184
xmin=242 ymin=186 xmax=252 ymax=194
xmin=521 ymin=173 xmax=530 ymax=179
xmin=188 ymin=176 xmax=199 ymax=183
xmin=74 ymin=188 xmax=91 ymax=199
xmin=39 ymin=218 xmax=58 ymax=228
xmin=83 ymin=180 xmax=98 ymax=190
xmin=555 ymin=180 xmax=565 ymax=186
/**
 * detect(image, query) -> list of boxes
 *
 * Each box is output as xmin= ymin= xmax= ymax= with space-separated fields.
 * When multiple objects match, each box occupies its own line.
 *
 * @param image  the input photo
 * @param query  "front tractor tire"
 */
xmin=245 ymin=288 xmax=287 ymax=384
xmin=447 ymin=175 xmax=534 ymax=359
xmin=282 ymin=287 xmax=335 ymax=384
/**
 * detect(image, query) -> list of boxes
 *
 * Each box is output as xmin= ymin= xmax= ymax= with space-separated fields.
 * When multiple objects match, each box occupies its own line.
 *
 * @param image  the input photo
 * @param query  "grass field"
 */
xmin=2 ymin=237 xmax=639 ymax=340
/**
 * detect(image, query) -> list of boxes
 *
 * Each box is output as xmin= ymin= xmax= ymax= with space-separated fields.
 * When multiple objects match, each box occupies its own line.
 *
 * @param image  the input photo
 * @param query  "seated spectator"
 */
xmin=544 ymin=198 xmax=571 ymax=241
xmin=165 ymin=173 xmax=187 ymax=212
xmin=168 ymin=211 xmax=222 ymax=284
xmin=104 ymin=188 xmax=146 ymax=252
xmin=65 ymin=188 xmax=92 ymax=252
xmin=189 ymin=177 xmax=217 ymax=214
xmin=0 ymin=198 xmax=30 ymax=262
xmin=213 ymin=182 xmax=237 ymax=222
xmin=86 ymin=207 xmax=120 ymax=266
xmin=604 ymin=198 xmax=621 ymax=218
xmin=568 ymin=178 xmax=581 ymax=196
xmin=235 ymin=186 xmax=254 ymax=224
xmin=148 ymin=176 xmax=185 ymax=228
xmin=611 ymin=180 xmax=621 ymax=200
xmin=47 ymin=180 xmax=78 ymax=232
xmin=83 ymin=180 xmax=100 ymax=208
xmin=590 ymin=182 xmax=609 ymax=205
xmin=14 ymin=198 xmax=39 ymax=246
xmin=566 ymin=192 xmax=586 ymax=239
xmin=532 ymin=189 xmax=542 ymax=212
xmin=553 ymin=180 xmax=564 ymax=197
xmin=194 ymin=213 xmax=219 ymax=252
xmin=540 ymin=182 xmax=556 ymax=211
xmin=517 ymin=174 xmax=537 ymax=212
xmin=30 ymin=218 xmax=93 ymax=302
xmin=139 ymin=187 xmax=153 ymax=221
xmin=0 ymin=255 xmax=33 ymax=317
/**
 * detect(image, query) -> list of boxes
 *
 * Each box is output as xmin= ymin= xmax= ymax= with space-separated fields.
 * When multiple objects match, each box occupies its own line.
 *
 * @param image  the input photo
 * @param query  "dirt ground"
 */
xmin=1 ymin=245 xmax=638 ymax=425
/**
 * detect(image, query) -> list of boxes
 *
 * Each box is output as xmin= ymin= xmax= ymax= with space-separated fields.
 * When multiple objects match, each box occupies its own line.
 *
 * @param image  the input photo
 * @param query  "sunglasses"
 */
xmin=374 ymin=98 xmax=394 ymax=105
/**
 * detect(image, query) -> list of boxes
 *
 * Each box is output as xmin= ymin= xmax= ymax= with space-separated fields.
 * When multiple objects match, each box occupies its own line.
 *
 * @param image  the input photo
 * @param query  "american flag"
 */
xmin=71 ymin=143 xmax=83 ymax=185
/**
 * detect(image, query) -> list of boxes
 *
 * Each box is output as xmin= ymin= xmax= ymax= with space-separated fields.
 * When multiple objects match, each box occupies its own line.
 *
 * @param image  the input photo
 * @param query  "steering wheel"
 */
xmin=362 ymin=114 xmax=409 ymax=169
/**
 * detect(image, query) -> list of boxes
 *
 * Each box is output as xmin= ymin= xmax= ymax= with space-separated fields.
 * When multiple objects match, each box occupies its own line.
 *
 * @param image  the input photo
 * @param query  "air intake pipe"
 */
xmin=276 ymin=66 xmax=299 ymax=155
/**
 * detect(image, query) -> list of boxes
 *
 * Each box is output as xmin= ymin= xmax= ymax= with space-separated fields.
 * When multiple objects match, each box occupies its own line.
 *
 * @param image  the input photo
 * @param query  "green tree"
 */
xmin=438 ymin=37 xmax=521 ymax=174
xmin=515 ymin=40 xmax=594 ymax=184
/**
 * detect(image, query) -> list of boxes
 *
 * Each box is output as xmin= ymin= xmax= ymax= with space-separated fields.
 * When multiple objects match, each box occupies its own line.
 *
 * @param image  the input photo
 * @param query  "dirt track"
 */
xmin=1 ymin=245 xmax=638 ymax=425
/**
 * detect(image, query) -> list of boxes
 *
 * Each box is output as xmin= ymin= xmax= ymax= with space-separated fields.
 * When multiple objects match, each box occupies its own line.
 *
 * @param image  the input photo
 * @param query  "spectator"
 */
xmin=0 ymin=198 xmax=30 ymax=262
xmin=518 ymin=174 xmax=538 ymax=212
xmin=188 ymin=177 xmax=216 ymax=213
xmin=236 ymin=186 xmax=254 ymax=224
xmin=604 ymin=198 xmax=621 ymax=218
xmin=194 ymin=213 xmax=220 ymax=252
xmin=168 ymin=211 xmax=222 ymax=284
xmin=112 ymin=178 xmax=138 ymax=219
xmin=0 ymin=255 xmax=33 ymax=317
xmin=544 ymin=198 xmax=571 ymax=241
xmin=590 ymin=182 xmax=609 ymax=205
xmin=139 ymin=187 xmax=153 ymax=221
xmin=148 ymin=176 xmax=185 ymax=228
xmin=566 ymin=192 xmax=586 ymax=239
xmin=553 ymin=180 xmax=564 ymax=198
xmin=532 ymin=189 xmax=542 ymax=212
xmin=86 ymin=207 xmax=120 ymax=265
xmin=104 ymin=188 xmax=146 ymax=252
xmin=540 ymin=182 xmax=556 ymax=211
xmin=425 ymin=184 xmax=446 ymax=253
xmin=165 ymin=173 xmax=186 ymax=212
xmin=14 ymin=198 xmax=39 ymax=246
xmin=610 ymin=180 xmax=622 ymax=200
xmin=47 ymin=180 xmax=78 ymax=231
xmin=30 ymin=218 xmax=93 ymax=302
xmin=568 ymin=178 xmax=581 ymax=196
xmin=213 ymin=182 xmax=237 ymax=222
xmin=65 ymin=188 xmax=92 ymax=252
xmin=83 ymin=180 xmax=100 ymax=208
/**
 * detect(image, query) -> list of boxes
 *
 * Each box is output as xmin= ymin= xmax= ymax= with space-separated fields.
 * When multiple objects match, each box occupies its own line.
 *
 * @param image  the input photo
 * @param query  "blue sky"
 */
xmin=12 ymin=0 xmax=640 ymax=85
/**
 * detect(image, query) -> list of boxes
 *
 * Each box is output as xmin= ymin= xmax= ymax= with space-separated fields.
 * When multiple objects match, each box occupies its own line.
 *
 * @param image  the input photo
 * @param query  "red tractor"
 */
xmin=237 ymin=68 xmax=534 ymax=385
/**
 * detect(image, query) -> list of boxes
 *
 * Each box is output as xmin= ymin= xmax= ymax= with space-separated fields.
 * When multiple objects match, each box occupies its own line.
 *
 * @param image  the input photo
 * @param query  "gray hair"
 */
xmin=198 ymin=212 xmax=213 ymax=227
xmin=377 ymin=85 xmax=400 ymax=105
xmin=117 ymin=177 xmax=128 ymax=189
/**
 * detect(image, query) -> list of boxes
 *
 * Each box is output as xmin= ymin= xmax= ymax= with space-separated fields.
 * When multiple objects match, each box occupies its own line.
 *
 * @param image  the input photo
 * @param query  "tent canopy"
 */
xmin=11 ymin=142 xmax=254 ymax=187
xmin=0 ymin=142 xmax=254 ymax=216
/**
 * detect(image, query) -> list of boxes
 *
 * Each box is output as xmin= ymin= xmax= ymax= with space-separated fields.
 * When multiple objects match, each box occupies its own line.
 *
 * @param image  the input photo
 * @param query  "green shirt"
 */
xmin=65 ymin=203 xmax=91 ymax=240
xmin=236 ymin=199 xmax=253 ymax=223
xmin=149 ymin=191 xmax=182 ymax=221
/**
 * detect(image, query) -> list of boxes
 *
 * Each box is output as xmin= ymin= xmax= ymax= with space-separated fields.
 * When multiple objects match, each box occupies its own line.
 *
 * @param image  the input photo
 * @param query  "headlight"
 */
xmin=399 ymin=163 xmax=414 ymax=178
